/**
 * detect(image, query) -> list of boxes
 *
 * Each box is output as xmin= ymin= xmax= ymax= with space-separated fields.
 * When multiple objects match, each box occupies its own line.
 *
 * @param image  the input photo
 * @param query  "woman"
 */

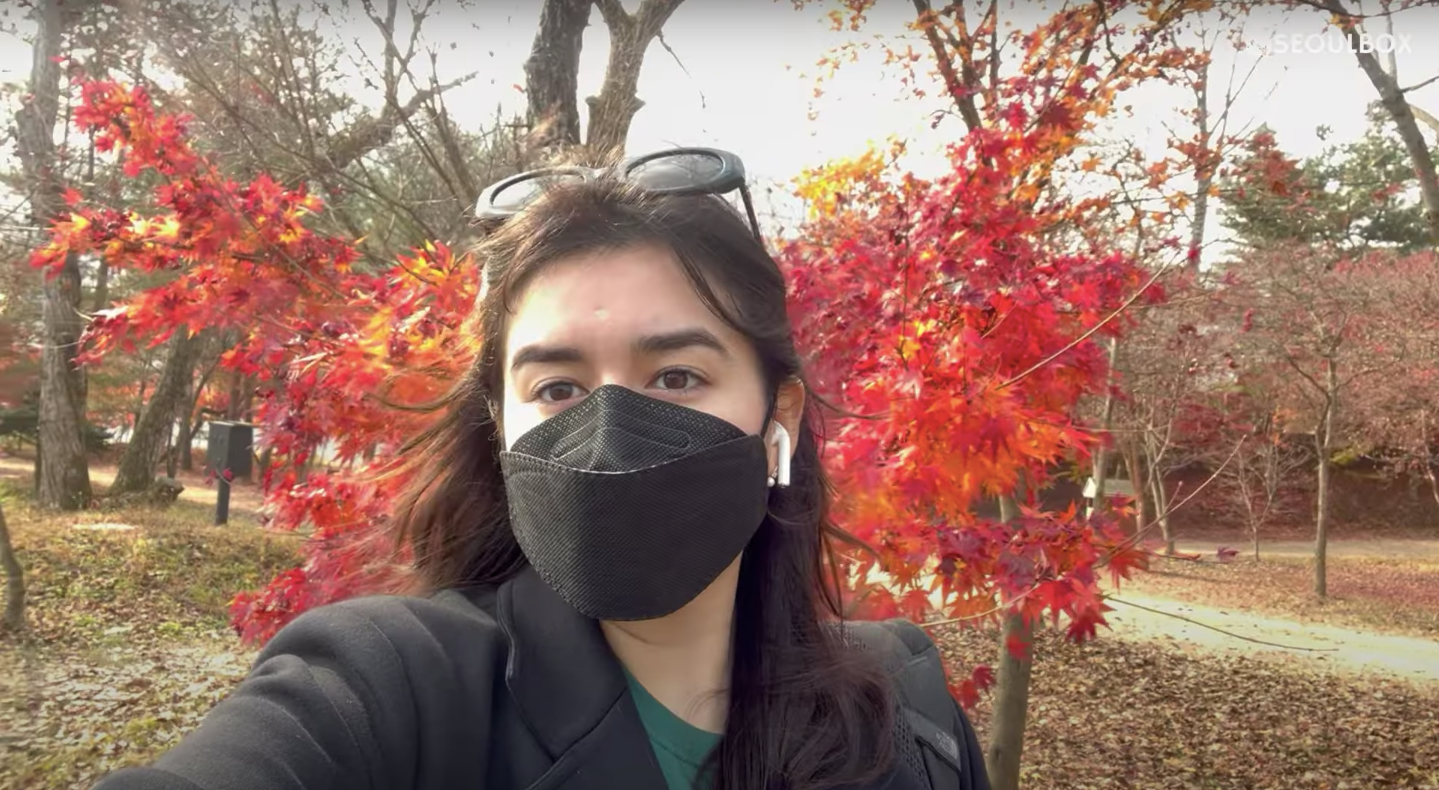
xmin=92 ymin=148 xmax=989 ymax=790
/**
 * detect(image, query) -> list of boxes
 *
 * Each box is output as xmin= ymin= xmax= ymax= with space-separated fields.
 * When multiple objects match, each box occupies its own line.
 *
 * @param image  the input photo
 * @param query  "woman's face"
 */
xmin=500 ymin=243 xmax=800 ymax=459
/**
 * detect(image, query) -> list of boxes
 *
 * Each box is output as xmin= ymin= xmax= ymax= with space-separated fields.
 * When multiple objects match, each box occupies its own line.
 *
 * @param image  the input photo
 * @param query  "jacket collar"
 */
xmin=497 ymin=566 xmax=628 ymax=756
xmin=497 ymin=566 xmax=669 ymax=790
xmin=494 ymin=566 xmax=917 ymax=790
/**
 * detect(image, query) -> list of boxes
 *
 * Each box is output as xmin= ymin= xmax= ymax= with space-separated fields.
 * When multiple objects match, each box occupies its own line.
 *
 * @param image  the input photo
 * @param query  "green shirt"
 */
xmin=622 ymin=670 xmax=722 ymax=790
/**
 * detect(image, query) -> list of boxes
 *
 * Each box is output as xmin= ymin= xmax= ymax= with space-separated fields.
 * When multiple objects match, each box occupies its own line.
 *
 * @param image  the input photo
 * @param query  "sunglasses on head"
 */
xmin=474 ymin=147 xmax=762 ymax=240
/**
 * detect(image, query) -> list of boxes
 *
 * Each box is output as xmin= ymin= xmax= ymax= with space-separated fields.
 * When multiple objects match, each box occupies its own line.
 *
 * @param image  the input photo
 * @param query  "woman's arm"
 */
xmin=92 ymin=598 xmax=428 ymax=790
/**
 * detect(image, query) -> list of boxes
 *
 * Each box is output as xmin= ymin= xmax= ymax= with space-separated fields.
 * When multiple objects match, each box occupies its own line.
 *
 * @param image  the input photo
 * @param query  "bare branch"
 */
xmin=1401 ymin=73 xmax=1439 ymax=93
xmin=655 ymin=29 xmax=705 ymax=110
xmin=911 ymin=0 xmax=982 ymax=132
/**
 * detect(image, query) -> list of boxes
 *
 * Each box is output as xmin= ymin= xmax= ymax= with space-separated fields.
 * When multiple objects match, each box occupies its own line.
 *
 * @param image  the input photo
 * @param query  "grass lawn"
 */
xmin=2 ymin=477 xmax=1437 ymax=790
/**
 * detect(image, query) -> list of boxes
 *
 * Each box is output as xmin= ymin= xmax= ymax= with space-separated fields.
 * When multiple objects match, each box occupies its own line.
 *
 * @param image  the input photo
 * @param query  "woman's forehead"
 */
xmin=502 ymin=245 xmax=741 ymax=358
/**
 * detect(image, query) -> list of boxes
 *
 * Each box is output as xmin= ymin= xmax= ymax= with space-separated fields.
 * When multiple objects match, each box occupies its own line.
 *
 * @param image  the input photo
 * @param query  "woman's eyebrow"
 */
xmin=509 ymin=328 xmax=731 ymax=374
xmin=509 ymin=344 xmax=584 ymax=373
xmin=632 ymin=328 xmax=731 ymax=358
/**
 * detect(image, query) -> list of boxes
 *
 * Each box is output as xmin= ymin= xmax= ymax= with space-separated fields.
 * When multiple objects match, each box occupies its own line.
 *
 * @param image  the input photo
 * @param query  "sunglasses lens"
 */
xmin=490 ymin=172 xmax=584 ymax=211
xmin=626 ymin=152 xmax=724 ymax=191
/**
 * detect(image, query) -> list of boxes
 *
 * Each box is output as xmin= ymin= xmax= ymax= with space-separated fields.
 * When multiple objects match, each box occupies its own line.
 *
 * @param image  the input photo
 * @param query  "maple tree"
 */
xmin=1215 ymin=397 xmax=1311 ymax=561
xmin=30 ymin=80 xmax=476 ymax=641
xmin=781 ymin=138 xmax=1155 ymax=679
xmin=1335 ymin=252 xmax=1439 ymax=517
xmin=776 ymin=0 xmax=1225 ymax=748
xmin=776 ymin=5 xmax=1243 ymax=787
xmin=1107 ymin=290 xmax=1225 ymax=555
xmin=1214 ymin=107 xmax=1439 ymax=582
xmin=1212 ymin=241 xmax=1438 ymax=596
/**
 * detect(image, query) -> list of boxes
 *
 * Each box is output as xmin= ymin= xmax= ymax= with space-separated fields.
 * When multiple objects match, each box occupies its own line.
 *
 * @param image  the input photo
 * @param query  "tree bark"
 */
xmin=225 ymin=370 xmax=246 ymax=420
xmin=1314 ymin=364 xmax=1338 ymax=599
xmin=1321 ymin=0 xmax=1439 ymax=246
xmin=1188 ymin=54 xmax=1213 ymax=274
xmin=131 ymin=371 xmax=149 ymax=433
xmin=110 ymin=330 xmax=200 ymax=495
xmin=1121 ymin=438 xmax=1146 ymax=534
xmin=585 ymin=0 xmax=684 ymax=163
xmin=986 ymin=491 xmax=1033 ymax=790
xmin=523 ymin=0 xmax=591 ymax=161
xmin=0 ymin=502 xmax=23 ymax=632
xmin=176 ymin=335 xmax=219 ymax=473
xmin=91 ymin=260 xmax=110 ymax=312
xmin=1149 ymin=469 xmax=1174 ymax=556
xmin=1090 ymin=337 xmax=1120 ymax=507
xmin=19 ymin=0 xmax=93 ymax=511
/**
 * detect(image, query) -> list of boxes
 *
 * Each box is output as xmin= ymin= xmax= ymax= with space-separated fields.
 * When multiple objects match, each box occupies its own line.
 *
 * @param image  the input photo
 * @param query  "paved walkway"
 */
xmin=1103 ymin=591 xmax=1439 ymax=686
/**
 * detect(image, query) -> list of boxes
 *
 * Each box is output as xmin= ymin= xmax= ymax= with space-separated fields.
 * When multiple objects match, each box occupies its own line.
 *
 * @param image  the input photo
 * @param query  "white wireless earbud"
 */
xmin=768 ymin=423 xmax=791 ymax=488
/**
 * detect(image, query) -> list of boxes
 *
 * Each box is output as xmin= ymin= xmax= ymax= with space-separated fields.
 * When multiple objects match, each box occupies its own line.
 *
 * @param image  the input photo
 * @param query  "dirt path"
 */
xmin=1102 ymin=590 xmax=1439 ymax=685
xmin=0 ymin=456 xmax=265 ymax=513
xmin=1169 ymin=537 xmax=1439 ymax=560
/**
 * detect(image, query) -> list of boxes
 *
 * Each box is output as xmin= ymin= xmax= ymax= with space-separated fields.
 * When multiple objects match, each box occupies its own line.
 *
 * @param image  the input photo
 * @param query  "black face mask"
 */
xmin=498 ymin=384 xmax=772 ymax=621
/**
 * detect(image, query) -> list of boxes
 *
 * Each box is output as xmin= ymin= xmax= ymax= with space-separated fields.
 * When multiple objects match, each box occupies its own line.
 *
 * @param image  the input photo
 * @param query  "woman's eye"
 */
xmin=536 ymin=381 xmax=582 ymax=403
xmin=654 ymin=369 xmax=703 ymax=392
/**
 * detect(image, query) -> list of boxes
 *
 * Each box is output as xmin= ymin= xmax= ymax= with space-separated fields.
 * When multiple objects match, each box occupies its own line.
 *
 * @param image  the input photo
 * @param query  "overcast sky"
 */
xmin=4 ymin=0 xmax=1439 ymax=254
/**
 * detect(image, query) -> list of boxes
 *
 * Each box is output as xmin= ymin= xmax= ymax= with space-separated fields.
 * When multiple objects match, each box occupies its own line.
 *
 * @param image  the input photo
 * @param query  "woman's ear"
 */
xmin=765 ymin=378 xmax=806 ymax=486
xmin=772 ymin=378 xmax=806 ymax=458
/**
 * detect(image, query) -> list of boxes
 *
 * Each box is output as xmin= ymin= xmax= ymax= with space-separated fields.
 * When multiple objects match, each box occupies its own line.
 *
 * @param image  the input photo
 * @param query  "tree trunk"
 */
xmin=0 ymin=502 xmax=23 ymax=632
xmin=1121 ymin=439 xmax=1147 ymax=534
xmin=177 ymin=341 xmax=217 ymax=473
xmin=164 ymin=408 xmax=178 ymax=480
xmin=91 ymin=260 xmax=110 ymax=312
xmin=110 ymin=330 xmax=200 ymax=495
xmin=585 ymin=0 xmax=685 ymax=162
xmin=986 ymin=492 xmax=1033 ymax=790
xmin=225 ymin=370 xmax=247 ymax=420
xmin=523 ymin=0 xmax=591 ymax=161
xmin=1090 ymin=337 xmax=1120 ymax=507
xmin=179 ymin=414 xmax=196 ymax=471
xmin=1187 ymin=54 xmax=1213 ymax=274
xmin=19 ymin=0 xmax=93 ymax=511
xmin=1314 ymin=432 xmax=1331 ymax=598
xmin=1250 ymin=495 xmax=1260 ymax=561
xmin=1149 ymin=471 xmax=1174 ymax=555
xmin=1314 ymin=368 xmax=1338 ymax=599
xmin=1322 ymin=0 xmax=1439 ymax=245
xmin=132 ymin=372 xmax=149 ymax=433
xmin=1252 ymin=486 xmax=1261 ymax=562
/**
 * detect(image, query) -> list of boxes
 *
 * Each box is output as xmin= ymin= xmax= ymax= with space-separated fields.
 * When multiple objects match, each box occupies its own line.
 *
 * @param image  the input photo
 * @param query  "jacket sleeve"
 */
xmin=91 ymin=597 xmax=431 ymax=790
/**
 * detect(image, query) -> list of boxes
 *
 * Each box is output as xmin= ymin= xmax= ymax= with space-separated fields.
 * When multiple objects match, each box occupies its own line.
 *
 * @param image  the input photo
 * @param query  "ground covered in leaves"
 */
xmin=940 ymin=626 xmax=1439 ymax=790
xmin=0 ymin=481 xmax=298 ymax=790
xmin=3 ymin=482 xmax=1437 ymax=790
xmin=1125 ymin=551 xmax=1439 ymax=638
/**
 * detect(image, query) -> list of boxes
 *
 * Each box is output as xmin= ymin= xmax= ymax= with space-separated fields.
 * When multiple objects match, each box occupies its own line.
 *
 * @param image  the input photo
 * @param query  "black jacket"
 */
xmin=92 ymin=567 xmax=988 ymax=790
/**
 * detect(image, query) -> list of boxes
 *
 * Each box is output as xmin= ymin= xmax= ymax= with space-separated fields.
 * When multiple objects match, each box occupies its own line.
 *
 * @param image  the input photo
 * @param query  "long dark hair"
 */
xmin=387 ymin=178 xmax=895 ymax=790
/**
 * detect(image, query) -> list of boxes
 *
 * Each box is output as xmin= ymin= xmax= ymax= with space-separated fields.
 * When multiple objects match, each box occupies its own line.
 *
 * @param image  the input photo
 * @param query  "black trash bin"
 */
xmin=206 ymin=421 xmax=254 ymax=524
